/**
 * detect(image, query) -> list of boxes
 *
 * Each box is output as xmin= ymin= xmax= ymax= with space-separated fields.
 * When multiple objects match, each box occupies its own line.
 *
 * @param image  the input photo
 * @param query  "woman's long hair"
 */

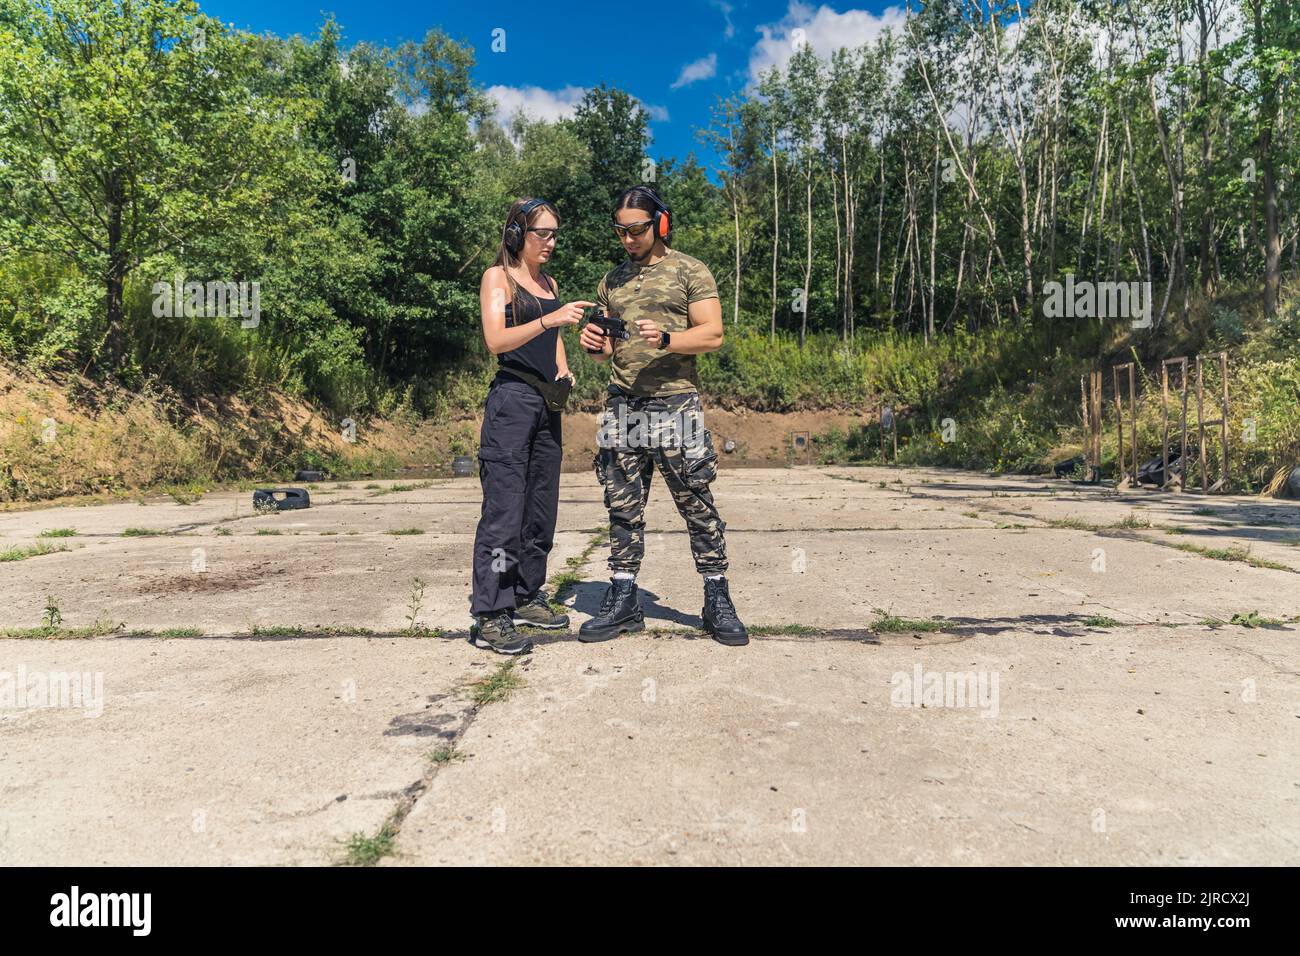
xmin=490 ymin=197 xmax=560 ymax=323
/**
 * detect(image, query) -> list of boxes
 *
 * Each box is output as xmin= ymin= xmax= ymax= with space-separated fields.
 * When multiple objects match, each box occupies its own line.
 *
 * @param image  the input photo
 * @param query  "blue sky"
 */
xmin=202 ymin=1 xmax=907 ymax=170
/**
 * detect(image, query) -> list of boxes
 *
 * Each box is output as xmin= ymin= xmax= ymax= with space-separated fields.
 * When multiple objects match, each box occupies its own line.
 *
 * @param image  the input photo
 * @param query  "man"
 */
xmin=576 ymin=185 xmax=747 ymax=646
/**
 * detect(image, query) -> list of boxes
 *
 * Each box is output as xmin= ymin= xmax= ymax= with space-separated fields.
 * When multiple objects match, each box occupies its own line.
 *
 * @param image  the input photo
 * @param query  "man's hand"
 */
xmin=580 ymin=322 xmax=612 ymax=356
xmin=635 ymin=319 xmax=664 ymax=346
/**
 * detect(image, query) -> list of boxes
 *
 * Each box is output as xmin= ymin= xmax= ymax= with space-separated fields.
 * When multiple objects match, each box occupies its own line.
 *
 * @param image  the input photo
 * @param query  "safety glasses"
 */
xmin=527 ymin=227 xmax=559 ymax=241
xmin=612 ymin=220 xmax=654 ymax=238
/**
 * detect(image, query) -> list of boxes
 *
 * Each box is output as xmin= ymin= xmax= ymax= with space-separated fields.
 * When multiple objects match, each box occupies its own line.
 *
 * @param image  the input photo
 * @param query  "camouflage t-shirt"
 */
xmin=596 ymin=248 xmax=719 ymax=396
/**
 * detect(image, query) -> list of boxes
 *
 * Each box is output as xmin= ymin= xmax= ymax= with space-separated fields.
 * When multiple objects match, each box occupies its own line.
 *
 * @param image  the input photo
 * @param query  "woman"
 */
xmin=469 ymin=197 xmax=594 ymax=655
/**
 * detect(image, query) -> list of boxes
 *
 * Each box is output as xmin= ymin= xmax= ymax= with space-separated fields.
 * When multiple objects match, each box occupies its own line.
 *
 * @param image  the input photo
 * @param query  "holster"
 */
xmin=502 ymin=368 xmax=572 ymax=413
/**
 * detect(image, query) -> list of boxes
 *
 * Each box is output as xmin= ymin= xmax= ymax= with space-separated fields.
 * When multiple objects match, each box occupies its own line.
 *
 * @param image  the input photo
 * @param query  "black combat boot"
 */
xmin=578 ymin=576 xmax=644 ymax=643
xmin=702 ymin=576 xmax=748 ymax=646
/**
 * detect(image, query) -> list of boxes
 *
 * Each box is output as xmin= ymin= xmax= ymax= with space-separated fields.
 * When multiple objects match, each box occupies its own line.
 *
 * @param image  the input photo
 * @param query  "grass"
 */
xmin=748 ymin=623 xmax=820 ymax=636
xmin=155 ymin=627 xmax=203 ymax=638
xmin=37 ymin=527 xmax=77 ymax=537
xmin=471 ymin=659 xmax=524 ymax=705
xmin=165 ymin=486 xmax=204 ymax=505
xmin=869 ymin=608 xmax=947 ymax=633
xmin=215 ymin=526 xmax=232 ymax=536
xmin=387 ymin=528 xmax=425 ymax=536
xmin=1083 ymin=615 xmax=1121 ymax=627
xmin=370 ymin=482 xmax=432 ymax=497
xmin=1115 ymin=513 xmax=1153 ymax=529
xmin=0 ymin=541 xmax=70 ymax=562
xmin=1172 ymin=542 xmax=1293 ymax=572
xmin=122 ymin=527 xmax=164 ymax=537
xmin=1 ymin=619 xmax=119 ymax=639
xmin=341 ymin=818 xmax=398 ymax=866
xmin=429 ymin=746 xmax=467 ymax=765
xmin=250 ymin=624 xmax=307 ymax=637
xmin=255 ymin=529 xmax=281 ymax=536
xmin=1046 ymin=517 xmax=1099 ymax=531
xmin=1227 ymin=610 xmax=1287 ymax=628
xmin=546 ymin=527 xmax=610 ymax=611
xmin=243 ymin=624 xmax=383 ymax=638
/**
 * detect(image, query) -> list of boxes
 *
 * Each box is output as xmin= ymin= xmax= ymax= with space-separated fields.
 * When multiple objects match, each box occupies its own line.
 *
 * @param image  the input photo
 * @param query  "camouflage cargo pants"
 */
xmin=592 ymin=386 xmax=727 ymax=575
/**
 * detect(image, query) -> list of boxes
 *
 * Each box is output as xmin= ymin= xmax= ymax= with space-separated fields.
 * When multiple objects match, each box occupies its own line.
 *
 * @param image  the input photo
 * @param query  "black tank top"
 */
xmin=497 ymin=273 xmax=560 ymax=384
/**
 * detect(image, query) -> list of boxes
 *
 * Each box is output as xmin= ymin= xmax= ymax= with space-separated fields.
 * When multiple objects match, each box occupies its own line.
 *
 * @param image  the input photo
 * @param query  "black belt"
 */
xmin=497 ymin=368 xmax=572 ymax=412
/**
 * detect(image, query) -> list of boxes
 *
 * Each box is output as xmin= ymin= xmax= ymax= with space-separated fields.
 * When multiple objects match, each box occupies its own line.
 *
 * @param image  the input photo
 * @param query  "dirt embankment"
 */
xmin=0 ymin=364 xmax=871 ymax=504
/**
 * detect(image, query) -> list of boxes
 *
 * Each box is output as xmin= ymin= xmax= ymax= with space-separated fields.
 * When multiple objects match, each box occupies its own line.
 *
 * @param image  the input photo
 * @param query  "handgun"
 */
xmin=583 ymin=310 xmax=630 ymax=353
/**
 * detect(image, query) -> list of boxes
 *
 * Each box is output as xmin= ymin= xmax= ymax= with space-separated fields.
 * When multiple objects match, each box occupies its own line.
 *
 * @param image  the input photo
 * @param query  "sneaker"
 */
xmin=702 ymin=576 xmax=748 ymax=646
xmin=578 ymin=577 xmax=644 ymax=643
xmin=513 ymin=590 xmax=570 ymax=630
xmin=468 ymin=612 xmax=534 ymax=655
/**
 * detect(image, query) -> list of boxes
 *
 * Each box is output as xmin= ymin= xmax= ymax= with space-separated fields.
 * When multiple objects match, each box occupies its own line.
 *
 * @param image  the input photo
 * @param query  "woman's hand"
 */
xmin=546 ymin=300 xmax=595 ymax=329
xmin=555 ymin=368 xmax=575 ymax=386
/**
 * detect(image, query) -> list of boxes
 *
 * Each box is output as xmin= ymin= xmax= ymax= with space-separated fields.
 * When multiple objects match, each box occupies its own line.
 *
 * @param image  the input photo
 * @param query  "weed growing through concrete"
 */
xmin=870 ymin=608 xmax=946 ymax=633
xmin=42 ymin=595 xmax=62 ymax=628
xmin=0 ymin=542 xmax=69 ymax=562
xmin=429 ymin=746 xmax=466 ymax=765
xmin=1083 ymin=615 xmax=1120 ymax=627
xmin=472 ymin=660 xmax=523 ymax=705
xmin=1173 ymin=542 xmax=1292 ymax=572
xmin=342 ymin=818 xmax=398 ymax=866
xmin=404 ymin=578 xmax=427 ymax=635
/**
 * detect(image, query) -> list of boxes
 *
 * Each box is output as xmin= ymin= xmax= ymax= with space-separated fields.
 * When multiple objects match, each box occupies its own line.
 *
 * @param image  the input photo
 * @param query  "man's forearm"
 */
xmin=664 ymin=324 xmax=723 ymax=355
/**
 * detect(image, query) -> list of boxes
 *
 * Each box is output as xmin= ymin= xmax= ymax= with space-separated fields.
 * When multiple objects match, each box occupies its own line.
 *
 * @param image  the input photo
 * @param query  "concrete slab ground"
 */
xmin=1 ymin=466 xmax=1297 ymax=865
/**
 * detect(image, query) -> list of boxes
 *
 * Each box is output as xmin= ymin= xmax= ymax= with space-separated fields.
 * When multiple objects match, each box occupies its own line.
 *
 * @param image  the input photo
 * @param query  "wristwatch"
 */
xmin=659 ymin=330 xmax=671 ymax=350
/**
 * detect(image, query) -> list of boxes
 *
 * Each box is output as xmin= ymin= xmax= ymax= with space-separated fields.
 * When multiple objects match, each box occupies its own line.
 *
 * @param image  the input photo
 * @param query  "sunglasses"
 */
xmin=612 ymin=220 xmax=654 ymax=238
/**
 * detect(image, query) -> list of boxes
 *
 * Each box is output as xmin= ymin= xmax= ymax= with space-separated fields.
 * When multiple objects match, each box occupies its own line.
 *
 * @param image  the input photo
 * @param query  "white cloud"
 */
xmin=748 ymin=2 xmax=907 ymax=84
xmin=672 ymin=53 xmax=718 ymax=90
xmin=712 ymin=0 xmax=736 ymax=40
xmin=486 ymin=84 xmax=588 ymax=124
xmin=484 ymin=84 xmax=668 ymax=133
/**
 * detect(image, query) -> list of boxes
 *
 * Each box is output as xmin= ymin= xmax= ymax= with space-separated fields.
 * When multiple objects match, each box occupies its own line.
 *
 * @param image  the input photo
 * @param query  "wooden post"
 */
xmin=1197 ymin=355 xmax=1208 ymax=493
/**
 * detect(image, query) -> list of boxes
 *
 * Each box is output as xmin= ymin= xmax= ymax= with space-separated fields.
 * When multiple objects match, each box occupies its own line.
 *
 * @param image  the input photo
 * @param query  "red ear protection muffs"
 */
xmin=620 ymin=186 xmax=672 ymax=242
xmin=504 ymin=197 xmax=551 ymax=255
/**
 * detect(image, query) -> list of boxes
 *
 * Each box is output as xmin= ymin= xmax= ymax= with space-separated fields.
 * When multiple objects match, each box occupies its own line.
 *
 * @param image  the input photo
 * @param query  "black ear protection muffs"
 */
xmin=504 ymin=197 xmax=551 ymax=255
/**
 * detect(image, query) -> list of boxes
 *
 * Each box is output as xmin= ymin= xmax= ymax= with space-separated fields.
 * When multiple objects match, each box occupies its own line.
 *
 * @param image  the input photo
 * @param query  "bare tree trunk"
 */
xmin=928 ymin=137 xmax=939 ymax=342
xmin=770 ymin=127 xmax=780 ymax=340
xmin=104 ymin=164 xmax=126 ymax=373
xmin=1254 ymin=0 xmax=1282 ymax=317
xmin=830 ymin=153 xmax=843 ymax=340
xmin=801 ymin=152 xmax=813 ymax=348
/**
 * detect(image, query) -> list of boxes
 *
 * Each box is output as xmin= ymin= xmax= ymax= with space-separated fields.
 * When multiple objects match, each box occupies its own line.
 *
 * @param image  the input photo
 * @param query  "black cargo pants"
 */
xmin=470 ymin=379 xmax=562 ymax=615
